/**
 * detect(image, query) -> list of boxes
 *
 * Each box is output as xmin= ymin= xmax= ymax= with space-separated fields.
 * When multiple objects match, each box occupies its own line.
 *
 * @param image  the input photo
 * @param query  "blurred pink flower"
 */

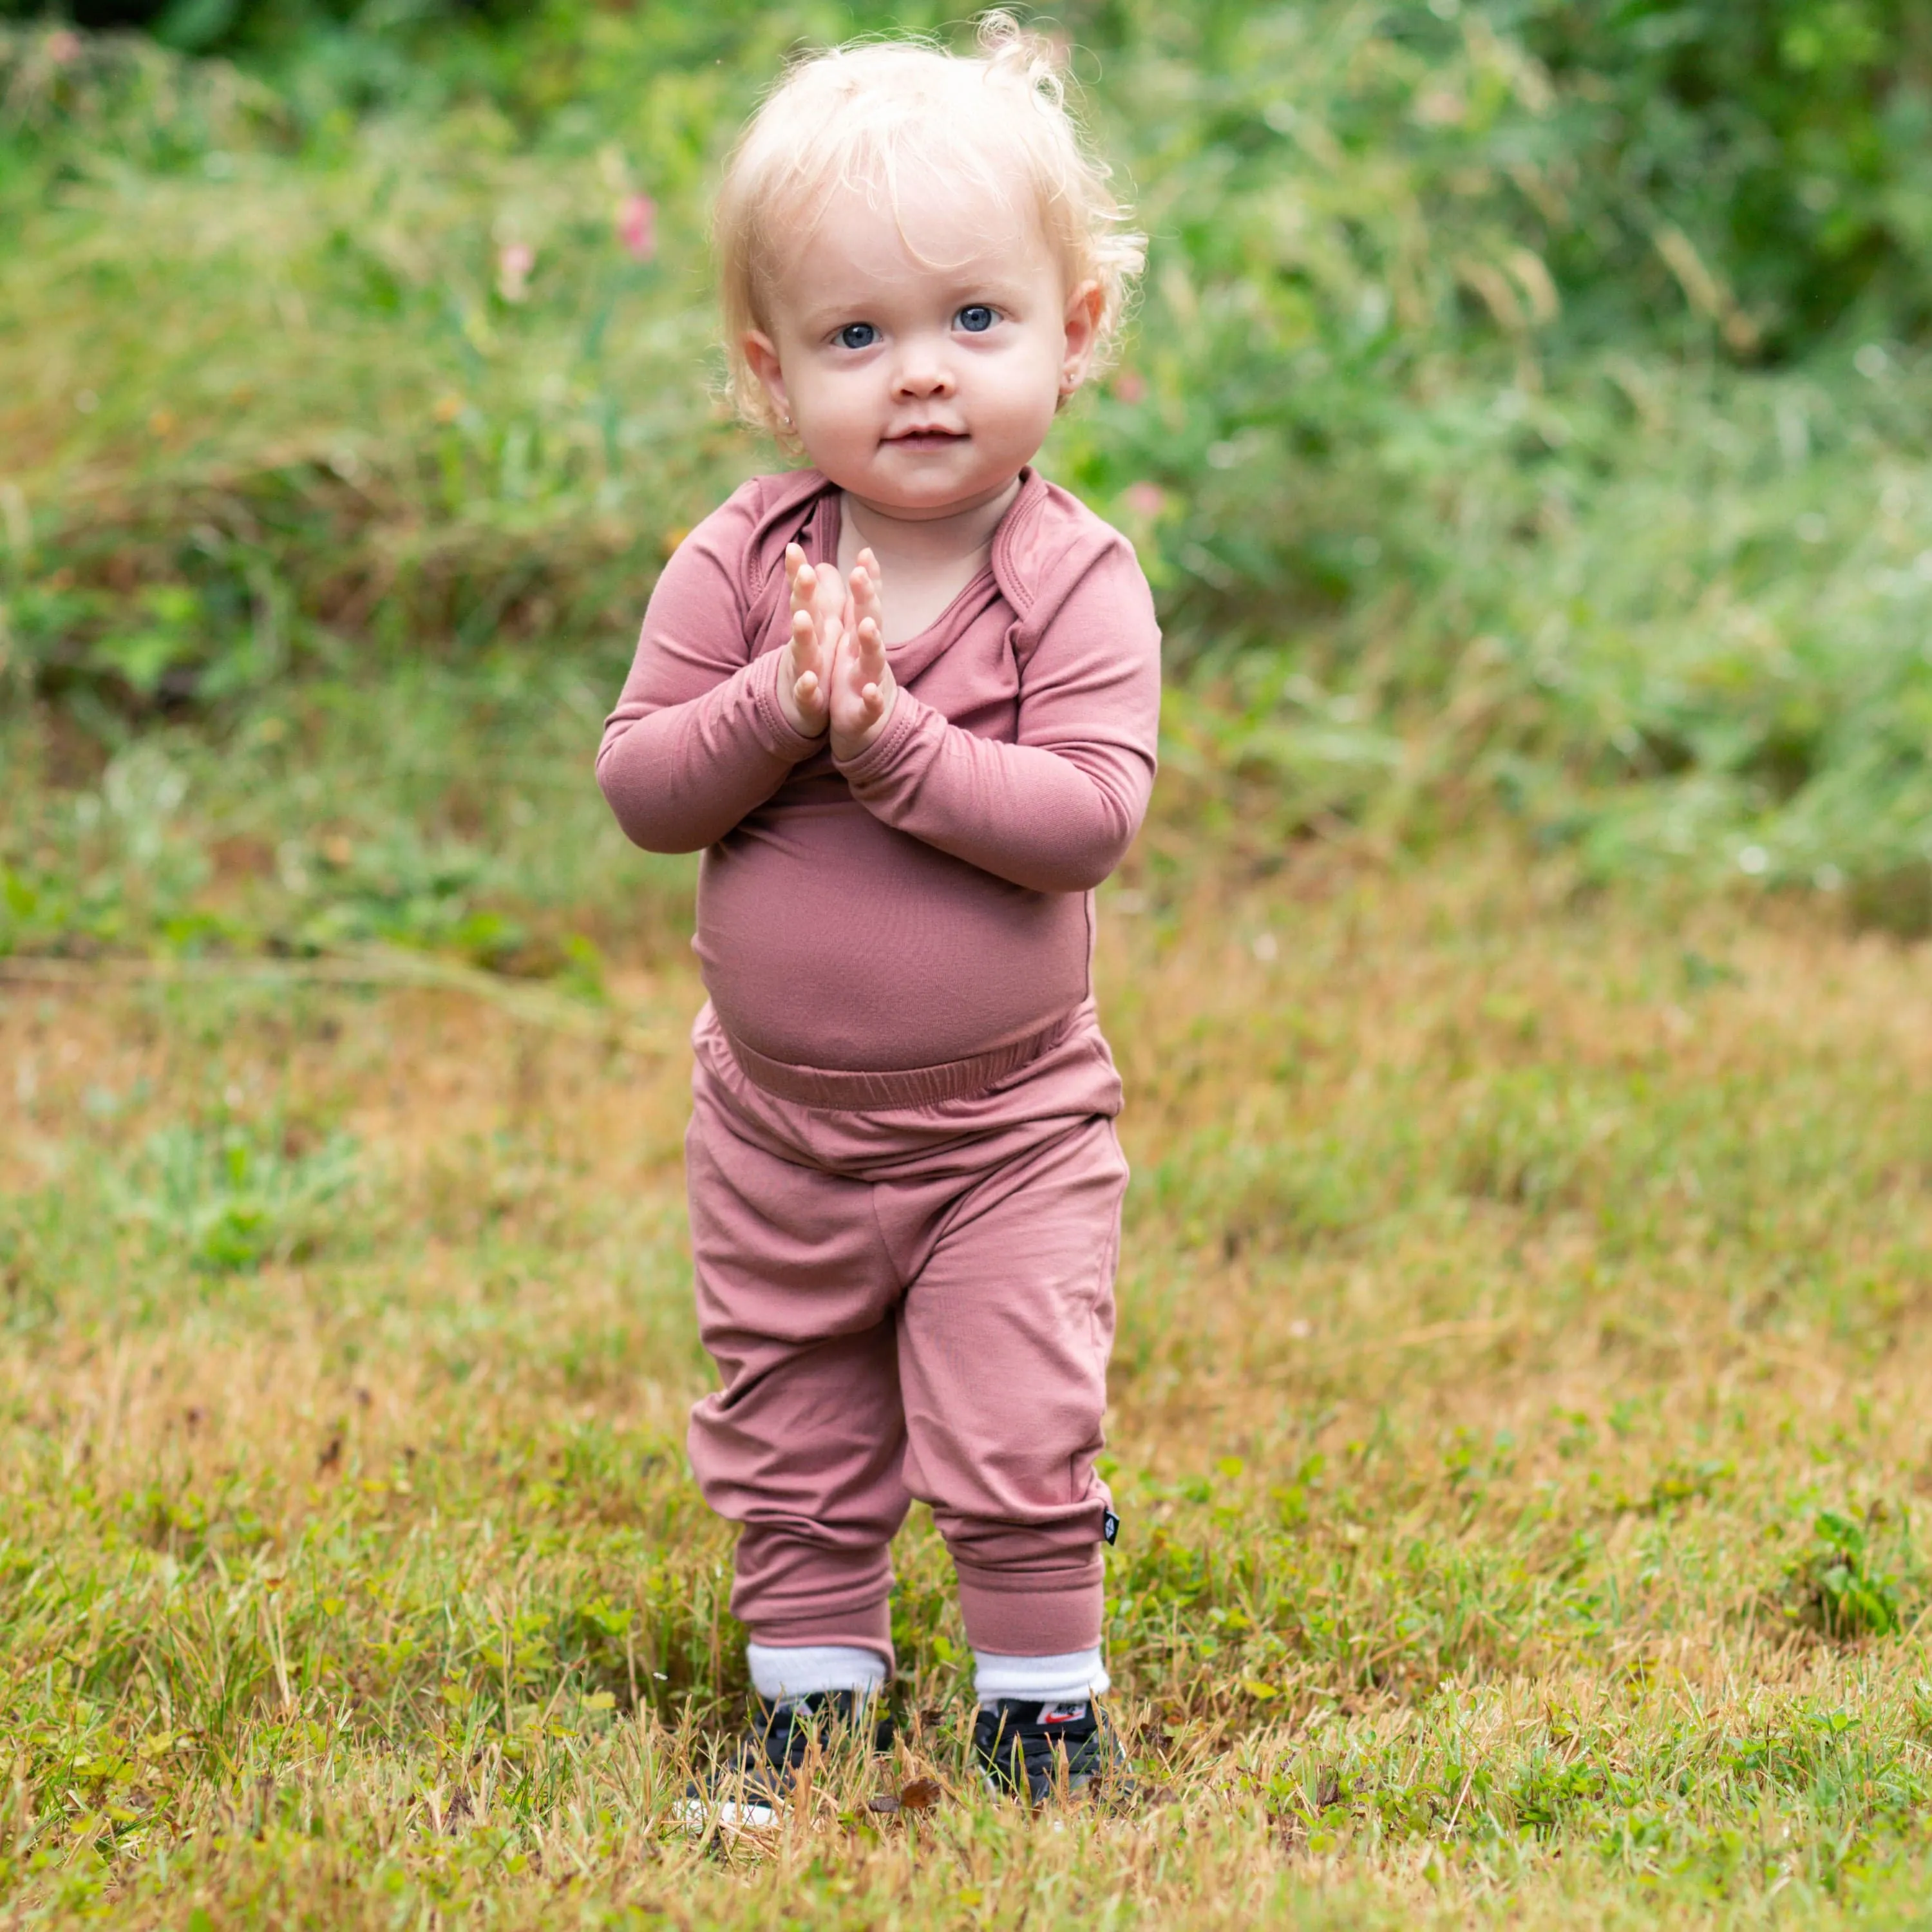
xmin=617 ymin=193 xmax=657 ymax=263
xmin=1112 ymin=370 xmax=1147 ymax=404
xmin=1124 ymin=481 xmax=1165 ymax=520
xmin=496 ymin=242 xmax=535 ymax=303
xmin=46 ymin=28 xmax=82 ymax=65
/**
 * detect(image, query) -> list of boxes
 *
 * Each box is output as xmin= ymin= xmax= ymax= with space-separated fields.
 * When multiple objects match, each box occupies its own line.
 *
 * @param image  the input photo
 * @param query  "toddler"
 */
xmin=596 ymin=14 xmax=1159 ymax=1815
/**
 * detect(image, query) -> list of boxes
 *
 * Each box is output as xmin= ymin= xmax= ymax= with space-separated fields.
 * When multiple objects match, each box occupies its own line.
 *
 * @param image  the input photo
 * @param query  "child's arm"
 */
xmin=832 ymin=540 xmax=1160 ymax=893
xmin=596 ymin=512 xmax=827 ymax=854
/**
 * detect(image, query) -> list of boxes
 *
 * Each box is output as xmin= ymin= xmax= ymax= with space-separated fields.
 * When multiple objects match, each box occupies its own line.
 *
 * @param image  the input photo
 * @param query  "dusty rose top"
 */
xmin=596 ymin=467 xmax=1161 ymax=1080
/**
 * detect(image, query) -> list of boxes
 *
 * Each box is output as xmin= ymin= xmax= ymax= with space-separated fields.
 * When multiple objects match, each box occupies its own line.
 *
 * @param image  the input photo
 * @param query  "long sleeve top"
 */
xmin=596 ymin=467 xmax=1162 ymax=1081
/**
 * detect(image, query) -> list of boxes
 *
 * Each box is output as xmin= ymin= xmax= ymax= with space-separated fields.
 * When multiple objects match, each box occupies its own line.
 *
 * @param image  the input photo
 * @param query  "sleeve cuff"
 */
xmin=833 ymin=687 xmax=925 ymax=787
xmin=748 ymin=647 xmax=828 ymax=762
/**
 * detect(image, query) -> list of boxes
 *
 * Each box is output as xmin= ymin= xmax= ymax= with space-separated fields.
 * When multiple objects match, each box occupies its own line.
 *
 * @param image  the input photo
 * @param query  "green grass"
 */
xmin=6 ymin=5 xmax=1932 ymax=1922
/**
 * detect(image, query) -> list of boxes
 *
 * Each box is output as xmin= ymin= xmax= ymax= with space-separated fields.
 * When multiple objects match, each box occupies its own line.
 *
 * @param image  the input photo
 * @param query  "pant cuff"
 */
xmin=746 ymin=1599 xmax=895 ymax=1672
xmin=955 ymin=1567 xmax=1103 ymax=1655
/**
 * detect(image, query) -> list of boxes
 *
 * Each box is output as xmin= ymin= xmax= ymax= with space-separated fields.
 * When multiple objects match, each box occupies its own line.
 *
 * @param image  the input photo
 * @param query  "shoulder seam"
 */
xmin=999 ymin=481 xmax=1132 ymax=646
xmin=735 ymin=469 xmax=831 ymax=610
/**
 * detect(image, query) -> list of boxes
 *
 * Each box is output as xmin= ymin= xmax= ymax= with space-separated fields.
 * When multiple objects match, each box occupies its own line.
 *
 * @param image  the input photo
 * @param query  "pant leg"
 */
xmin=889 ymin=1113 xmax=1129 ymax=1656
xmin=684 ymin=1057 xmax=909 ymax=1665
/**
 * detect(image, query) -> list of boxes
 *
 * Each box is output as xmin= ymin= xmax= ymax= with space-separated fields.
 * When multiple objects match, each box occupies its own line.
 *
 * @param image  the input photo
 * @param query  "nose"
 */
xmin=890 ymin=334 xmax=956 ymax=400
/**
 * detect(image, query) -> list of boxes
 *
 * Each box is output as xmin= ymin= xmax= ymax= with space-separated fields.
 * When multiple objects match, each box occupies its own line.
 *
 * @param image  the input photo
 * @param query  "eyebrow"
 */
xmin=791 ymin=272 xmax=1040 ymax=334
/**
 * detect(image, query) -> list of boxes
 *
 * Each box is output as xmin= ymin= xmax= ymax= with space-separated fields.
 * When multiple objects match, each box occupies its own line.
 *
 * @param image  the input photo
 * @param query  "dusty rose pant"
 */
xmin=683 ymin=1002 xmax=1128 ymax=1669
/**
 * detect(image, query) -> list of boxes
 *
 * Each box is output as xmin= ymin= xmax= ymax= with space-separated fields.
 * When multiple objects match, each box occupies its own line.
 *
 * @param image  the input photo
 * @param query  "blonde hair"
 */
xmin=714 ymin=12 xmax=1145 ymax=439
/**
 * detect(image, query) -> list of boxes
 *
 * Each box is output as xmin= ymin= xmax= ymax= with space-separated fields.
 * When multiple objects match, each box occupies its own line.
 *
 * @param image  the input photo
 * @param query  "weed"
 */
xmin=112 ymin=1117 xmax=361 ymax=1272
xmin=1786 ymin=1508 xmax=1909 ymax=1641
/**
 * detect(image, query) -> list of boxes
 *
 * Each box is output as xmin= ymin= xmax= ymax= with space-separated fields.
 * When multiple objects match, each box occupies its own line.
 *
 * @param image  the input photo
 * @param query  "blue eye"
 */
xmin=836 ymin=322 xmax=879 ymax=350
xmin=956 ymin=305 xmax=996 ymax=334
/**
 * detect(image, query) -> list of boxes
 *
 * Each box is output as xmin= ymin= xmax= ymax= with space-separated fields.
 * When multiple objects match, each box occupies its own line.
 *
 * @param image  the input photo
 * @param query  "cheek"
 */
xmin=985 ymin=350 xmax=1063 ymax=431
xmin=797 ymin=370 xmax=878 ymax=439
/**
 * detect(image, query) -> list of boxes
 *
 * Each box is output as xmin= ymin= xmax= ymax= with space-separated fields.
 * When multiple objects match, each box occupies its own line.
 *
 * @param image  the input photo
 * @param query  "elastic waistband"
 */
xmin=721 ymin=1013 xmax=1077 ymax=1111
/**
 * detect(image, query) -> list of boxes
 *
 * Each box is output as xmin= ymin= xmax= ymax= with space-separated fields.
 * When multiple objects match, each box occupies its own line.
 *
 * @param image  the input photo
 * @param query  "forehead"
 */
xmin=768 ymin=168 xmax=1060 ymax=321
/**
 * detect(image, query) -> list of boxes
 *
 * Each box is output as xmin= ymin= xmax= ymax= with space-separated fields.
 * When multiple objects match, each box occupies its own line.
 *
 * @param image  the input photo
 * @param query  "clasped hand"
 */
xmin=776 ymin=542 xmax=897 ymax=760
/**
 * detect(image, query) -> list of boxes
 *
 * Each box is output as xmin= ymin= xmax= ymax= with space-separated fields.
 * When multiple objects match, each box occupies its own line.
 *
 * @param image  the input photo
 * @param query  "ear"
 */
xmin=1059 ymin=279 xmax=1106 ymax=395
xmin=743 ymin=328 xmax=793 ymax=426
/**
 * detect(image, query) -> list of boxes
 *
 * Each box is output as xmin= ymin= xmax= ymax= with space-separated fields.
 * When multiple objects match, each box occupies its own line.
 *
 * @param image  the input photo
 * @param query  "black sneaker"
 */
xmin=683 ymin=1690 xmax=890 ymax=1831
xmin=972 ymin=1698 xmax=1128 ymax=1805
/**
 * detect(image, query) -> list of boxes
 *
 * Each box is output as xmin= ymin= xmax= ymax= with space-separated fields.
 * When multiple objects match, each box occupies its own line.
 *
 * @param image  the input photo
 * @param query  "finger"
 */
xmin=794 ymin=669 xmax=821 ymax=710
xmin=790 ymin=607 xmax=818 ymax=668
xmin=788 ymin=554 xmax=816 ymax=621
xmin=858 ymin=615 xmax=887 ymax=679
xmin=848 ymin=554 xmax=879 ymax=629
xmin=784 ymin=542 xmax=805 ymax=594
xmin=851 ymin=547 xmax=883 ymax=617
xmin=860 ymin=681 xmax=885 ymax=720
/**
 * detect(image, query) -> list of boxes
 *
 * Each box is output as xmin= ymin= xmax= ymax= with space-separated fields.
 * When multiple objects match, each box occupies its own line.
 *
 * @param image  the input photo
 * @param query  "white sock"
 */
xmin=974 ymin=1647 xmax=1110 ymax=1707
xmin=746 ymin=1642 xmax=886 ymax=1702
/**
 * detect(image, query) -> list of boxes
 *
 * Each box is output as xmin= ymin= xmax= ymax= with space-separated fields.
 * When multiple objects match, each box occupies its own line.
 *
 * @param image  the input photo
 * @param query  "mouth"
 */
xmin=884 ymin=428 xmax=967 ymax=451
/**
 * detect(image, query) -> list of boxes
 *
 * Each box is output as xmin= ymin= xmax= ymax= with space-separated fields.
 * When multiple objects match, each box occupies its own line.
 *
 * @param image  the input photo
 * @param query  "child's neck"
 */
xmin=837 ymin=477 xmax=1022 ymax=643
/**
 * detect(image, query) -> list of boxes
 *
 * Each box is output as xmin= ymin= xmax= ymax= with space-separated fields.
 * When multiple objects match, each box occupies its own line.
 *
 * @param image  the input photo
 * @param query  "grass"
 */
xmin=6 ymin=6 xmax=1932 ymax=1921
xmin=5 ymin=673 xmax=1932 ymax=1923
xmin=8 ymin=11 xmax=1932 ymax=904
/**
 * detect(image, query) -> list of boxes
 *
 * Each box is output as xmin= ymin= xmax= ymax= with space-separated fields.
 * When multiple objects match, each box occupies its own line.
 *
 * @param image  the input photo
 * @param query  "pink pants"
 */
xmin=683 ymin=1002 xmax=1128 ymax=1669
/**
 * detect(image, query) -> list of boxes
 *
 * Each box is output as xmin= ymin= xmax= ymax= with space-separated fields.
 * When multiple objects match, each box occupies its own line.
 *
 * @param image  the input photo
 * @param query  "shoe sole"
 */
xmin=679 ymin=1795 xmax=778 ymax=1833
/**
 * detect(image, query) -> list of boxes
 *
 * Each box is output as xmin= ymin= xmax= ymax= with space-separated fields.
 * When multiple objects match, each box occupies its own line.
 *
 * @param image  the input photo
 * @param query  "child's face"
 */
xmin=745 ymin=170 xmax=1101 ymax=518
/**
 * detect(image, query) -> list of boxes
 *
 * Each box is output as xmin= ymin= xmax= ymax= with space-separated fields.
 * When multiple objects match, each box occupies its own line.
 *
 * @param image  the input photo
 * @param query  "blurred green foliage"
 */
xmin=3 ymin=1 xmax=1932 ymax=920
xmin=12 ymin=0 xmax=1926 ymax=351
xmin=1524 ymin=0 xmax=1932 ymax=352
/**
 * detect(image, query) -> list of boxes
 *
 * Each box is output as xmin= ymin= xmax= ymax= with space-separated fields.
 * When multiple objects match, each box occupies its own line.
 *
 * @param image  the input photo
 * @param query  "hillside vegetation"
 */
xmin=5 ymin=0 xmax=1932 ymax=934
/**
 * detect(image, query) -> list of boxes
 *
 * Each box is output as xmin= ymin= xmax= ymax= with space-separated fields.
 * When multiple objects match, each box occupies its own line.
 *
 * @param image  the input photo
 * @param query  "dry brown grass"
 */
xmin=4 ymin=848 xmax=1931 ymax=1926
